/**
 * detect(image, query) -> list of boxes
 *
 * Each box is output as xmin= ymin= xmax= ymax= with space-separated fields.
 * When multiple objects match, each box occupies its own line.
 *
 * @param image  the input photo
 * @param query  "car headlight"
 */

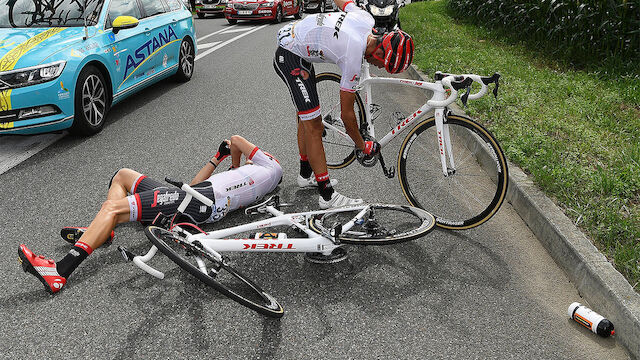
xmin=369 ymin=5 xmax=394 ymax=16
xmin=226 ymin=2 xmax=233 ymax=7
xmin=0 ymin=61 xmax=66 ymax=90
xmin=260 ymin=1 xmax=274 ymax=7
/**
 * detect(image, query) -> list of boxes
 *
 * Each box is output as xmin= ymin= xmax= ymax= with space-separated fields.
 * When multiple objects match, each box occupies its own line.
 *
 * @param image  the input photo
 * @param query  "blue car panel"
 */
xmin=0 ymin=0 xmax=196 ymax=135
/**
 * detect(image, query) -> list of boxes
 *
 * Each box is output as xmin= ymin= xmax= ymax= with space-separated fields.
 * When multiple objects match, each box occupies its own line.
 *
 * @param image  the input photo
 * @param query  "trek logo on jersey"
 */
xmin=295 ymin=78 xmax=311 ymax=102
xmin=333 ymin=13 xmax=346 ymax=38
xmin=151 ymin=190 xmax=180 ymax=207
xmin=123 ymin=26 xmax=177 ymax=80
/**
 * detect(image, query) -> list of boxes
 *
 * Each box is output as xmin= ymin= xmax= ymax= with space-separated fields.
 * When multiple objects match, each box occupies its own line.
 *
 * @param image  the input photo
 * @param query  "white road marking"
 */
xmin=197 ymin=41 xmax=222 ymax=50
xmin=197 ymin=25 xmax=236 ymax=42
xmin=220 ymin=27 xmax=256 ymax=34
xmin=195 ymin=24 xmax=268 ymax=62
xmin=0 ymin=133 xmax=65 ymax=175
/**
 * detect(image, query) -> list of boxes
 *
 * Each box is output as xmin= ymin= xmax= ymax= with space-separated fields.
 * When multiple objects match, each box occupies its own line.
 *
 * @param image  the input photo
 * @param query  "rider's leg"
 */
xmin=107 ymin=168 xmax=144 ymax=199
xmin=300 ymin=116 xmax=334 ymax=200
xmin=297 ymin=118 xmax=313 ymax=178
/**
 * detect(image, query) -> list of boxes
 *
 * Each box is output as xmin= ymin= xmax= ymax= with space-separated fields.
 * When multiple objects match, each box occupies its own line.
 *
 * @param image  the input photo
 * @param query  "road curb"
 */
xmin=406 ymin=64 xmax=640 ymax=358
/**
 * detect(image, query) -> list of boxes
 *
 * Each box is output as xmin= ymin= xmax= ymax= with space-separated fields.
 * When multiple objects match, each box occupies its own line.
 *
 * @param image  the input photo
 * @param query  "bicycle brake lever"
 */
xmin=461 ymin=86 xmax=471 ymax=107
xmin=493 ymin=76 xmax=500 ymax=98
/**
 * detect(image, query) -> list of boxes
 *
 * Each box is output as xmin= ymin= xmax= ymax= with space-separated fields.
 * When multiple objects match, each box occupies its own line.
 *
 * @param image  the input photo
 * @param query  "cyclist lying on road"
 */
xmin=273 ymin=0 xmax=414 ymax=209
xmin=18 ymin=135 xmax=282 ymax=294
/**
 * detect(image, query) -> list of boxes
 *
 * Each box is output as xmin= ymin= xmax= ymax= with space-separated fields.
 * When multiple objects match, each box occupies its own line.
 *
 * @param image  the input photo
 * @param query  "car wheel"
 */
xmin=274 ymin=5 xmax=283 ymax=23
xmin=174 ymin=38 xmax=195 ymax=82
xmin=319 ymin=0 xmax=325 ymax=13
xmin=197 ymin=12 xmax=205 ymax=18
xmin=227 ymin=18 xmax=237 ymax=24
xmin=294 ymin=1 xmax=302 ymax=18
xmin=70 ymin=65 xmax=109 ymax=136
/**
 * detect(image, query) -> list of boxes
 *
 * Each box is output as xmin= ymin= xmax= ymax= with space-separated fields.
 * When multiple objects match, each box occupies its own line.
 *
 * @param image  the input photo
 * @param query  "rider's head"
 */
xmin=366 ymin=30 xmax=414 ymax=74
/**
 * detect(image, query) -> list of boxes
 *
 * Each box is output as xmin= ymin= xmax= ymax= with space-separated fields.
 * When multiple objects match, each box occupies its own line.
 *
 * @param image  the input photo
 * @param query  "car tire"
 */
xmin=274 ymin=5 xmax=283 ymax=23
xmin=174 ymin=38 xmax=195 ymax=82
xmin=319 ymin=0 xmax=325 ymax=13
xmin=197 ymin=12 xmax=205 ymax=18
xmin=70 ymin=65 xmax=109 ymax=136
xmin=294 ymin=1 xmax=302 ymax=18
xmin=227 ymin=18 xmax=237 ymax=24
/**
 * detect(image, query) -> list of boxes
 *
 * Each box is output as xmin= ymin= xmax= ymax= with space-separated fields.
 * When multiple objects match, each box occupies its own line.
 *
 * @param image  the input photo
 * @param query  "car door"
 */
xmin=160 ymin=0 xmax=189 ymax=72
xmin=105 ymin=0 xmax=147 ymax=98
xmin=136 ymin=0 xmax=177 ymax=82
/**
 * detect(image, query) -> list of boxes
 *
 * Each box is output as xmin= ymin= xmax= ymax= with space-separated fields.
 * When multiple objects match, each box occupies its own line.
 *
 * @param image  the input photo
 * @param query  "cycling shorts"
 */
xmin=273 ymin=45 xmax=321 ymax=121
xmin=125 ymin=176 xmax=214 ymax=224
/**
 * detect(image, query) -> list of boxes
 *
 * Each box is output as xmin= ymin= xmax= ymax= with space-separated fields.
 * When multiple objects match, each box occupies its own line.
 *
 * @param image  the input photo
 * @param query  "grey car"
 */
xmin=303 ymin=0 xmax=336 ymax=12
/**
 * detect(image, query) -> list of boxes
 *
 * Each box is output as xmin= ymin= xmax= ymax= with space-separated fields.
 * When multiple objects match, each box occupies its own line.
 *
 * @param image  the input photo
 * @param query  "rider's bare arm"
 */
xmin=333 ymin=0 xmax=354 ymax=11
xmin=340 ymin=90 xmax=365 ymax=150
xmin=190 ymin=135 xmax=260 ymax=185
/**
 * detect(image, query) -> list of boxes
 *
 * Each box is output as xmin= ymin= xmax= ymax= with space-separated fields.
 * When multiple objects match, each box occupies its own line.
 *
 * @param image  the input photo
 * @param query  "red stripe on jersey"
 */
xmin=341 ymin=0 xmax=353 ymax=11
xmin=248 ymin=147 xmax=259 ymax=160
xmin=263 ymin=150 xmax=281 ymax=164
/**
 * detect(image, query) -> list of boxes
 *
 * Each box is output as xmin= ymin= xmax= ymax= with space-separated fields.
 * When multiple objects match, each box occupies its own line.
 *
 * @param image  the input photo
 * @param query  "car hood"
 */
xmin=0 ymin=27 xmax=94 ymax=70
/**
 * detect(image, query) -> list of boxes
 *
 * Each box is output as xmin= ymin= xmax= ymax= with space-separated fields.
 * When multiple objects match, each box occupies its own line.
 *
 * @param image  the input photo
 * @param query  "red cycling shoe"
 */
xmin=60 ymin=227 xmax=114 ymax=246
xmin=18 ymin=244 xmax=66 ymax=294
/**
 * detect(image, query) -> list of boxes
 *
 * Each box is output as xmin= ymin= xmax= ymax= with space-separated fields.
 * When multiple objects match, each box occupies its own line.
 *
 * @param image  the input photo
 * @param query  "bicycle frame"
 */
xmin=321 ymin=61 xmax=473 ymax=176
xmin=132 ymin=202 xmax=373 ymax=279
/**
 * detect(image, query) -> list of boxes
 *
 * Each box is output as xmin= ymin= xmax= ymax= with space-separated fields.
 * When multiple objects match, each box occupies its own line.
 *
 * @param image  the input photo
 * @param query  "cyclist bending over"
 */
xmin=273 ymin=0 xmax=414 ymax=209
xmin=18 ymin=135 xmax=282 ymax=294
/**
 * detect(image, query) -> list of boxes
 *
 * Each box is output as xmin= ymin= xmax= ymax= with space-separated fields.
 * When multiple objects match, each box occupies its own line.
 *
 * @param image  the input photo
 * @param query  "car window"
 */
xmin=107 ymin=0 xmax=142 ymax=27
xmin=140 ymin=0 xmax=167 ymax=17
xmin=165 ymin=0 xmax=183 ymax=11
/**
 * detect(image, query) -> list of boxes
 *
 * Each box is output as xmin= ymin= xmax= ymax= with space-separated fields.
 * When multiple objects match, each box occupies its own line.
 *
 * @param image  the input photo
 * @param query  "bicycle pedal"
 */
xmin=385 ymin=166 xmax=395 ymax=179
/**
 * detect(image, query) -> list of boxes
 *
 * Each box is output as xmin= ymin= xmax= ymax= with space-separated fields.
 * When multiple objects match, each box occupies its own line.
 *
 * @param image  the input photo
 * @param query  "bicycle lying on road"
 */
xmin=119 ymin=178 xmax=436 ymax=318
xmin=317 ymin=62 xmax=508 ymax=230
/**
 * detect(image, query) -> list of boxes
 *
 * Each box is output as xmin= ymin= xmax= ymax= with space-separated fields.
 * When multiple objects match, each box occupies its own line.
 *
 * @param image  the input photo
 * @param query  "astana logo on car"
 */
xmin=123 ymin=26 xmax=178 ymax=81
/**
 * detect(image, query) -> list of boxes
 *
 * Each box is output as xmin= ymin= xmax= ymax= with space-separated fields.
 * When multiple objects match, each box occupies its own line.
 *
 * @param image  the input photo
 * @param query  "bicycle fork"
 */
xmin=435 ymin=109 xmax=456 ymax=176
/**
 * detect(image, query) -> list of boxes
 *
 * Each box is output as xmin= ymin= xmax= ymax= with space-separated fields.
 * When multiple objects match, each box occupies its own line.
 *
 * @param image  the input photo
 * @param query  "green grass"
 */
xmin=401 ymin=0 xmax=640 ymax=291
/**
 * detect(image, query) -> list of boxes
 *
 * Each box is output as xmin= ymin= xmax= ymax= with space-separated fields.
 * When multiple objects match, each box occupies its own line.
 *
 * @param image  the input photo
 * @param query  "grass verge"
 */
xmin=401 ymin=0 xmax=640 ymax=291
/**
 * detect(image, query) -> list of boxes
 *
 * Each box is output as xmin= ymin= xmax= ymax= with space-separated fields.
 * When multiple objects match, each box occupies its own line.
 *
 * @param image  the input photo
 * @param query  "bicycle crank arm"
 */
xmin=378 ymin=153 xmax=395 ymax=179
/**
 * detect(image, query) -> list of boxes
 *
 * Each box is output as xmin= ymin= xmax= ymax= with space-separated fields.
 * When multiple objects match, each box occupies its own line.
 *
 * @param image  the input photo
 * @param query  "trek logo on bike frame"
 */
xmin=242 ymin=243 xmax=295 ymax=250
xmin=392 ymin=109 xmax=422 ymax=135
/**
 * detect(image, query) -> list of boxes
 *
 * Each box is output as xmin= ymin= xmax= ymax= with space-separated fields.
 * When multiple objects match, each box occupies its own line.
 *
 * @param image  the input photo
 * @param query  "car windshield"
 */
xmin=0 ymin=0 xmax=105 ymax=28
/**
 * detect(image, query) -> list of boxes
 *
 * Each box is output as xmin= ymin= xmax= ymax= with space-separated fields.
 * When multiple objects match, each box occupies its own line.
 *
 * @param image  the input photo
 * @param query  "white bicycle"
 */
xmin=119 ymin=178 xmax=436 ymax=318
xmin=317 ymin=62 xmax=508 ymax=229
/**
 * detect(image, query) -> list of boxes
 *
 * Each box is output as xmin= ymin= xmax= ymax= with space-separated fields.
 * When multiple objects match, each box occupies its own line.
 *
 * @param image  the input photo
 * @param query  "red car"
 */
xmin=224 ymin=0 xmax=302 ymax=24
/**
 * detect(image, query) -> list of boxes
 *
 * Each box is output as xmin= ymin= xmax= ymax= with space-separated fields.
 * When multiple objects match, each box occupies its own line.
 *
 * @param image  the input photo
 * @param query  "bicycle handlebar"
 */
xmin=428 ymin=72 xmax=500 ymax=108
xmin=165 ymin=177 xmax=214 ymax=207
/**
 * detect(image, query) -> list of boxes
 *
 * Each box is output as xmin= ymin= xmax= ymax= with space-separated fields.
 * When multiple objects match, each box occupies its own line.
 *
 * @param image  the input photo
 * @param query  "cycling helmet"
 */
xmin=371 ymin=30 xmax=414 ymax=74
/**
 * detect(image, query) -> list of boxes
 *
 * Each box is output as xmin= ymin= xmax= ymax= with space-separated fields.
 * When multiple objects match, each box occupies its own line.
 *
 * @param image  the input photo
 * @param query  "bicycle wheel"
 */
xmin=398 ymin=114 xmax=509 ymax=230
xmin=145 ymin=226 xmax=284 ymax=318
xmin=309 ymin=204 xmax=435 ymax=245
xmin=315 ymin=72 xmax=367 ymax=169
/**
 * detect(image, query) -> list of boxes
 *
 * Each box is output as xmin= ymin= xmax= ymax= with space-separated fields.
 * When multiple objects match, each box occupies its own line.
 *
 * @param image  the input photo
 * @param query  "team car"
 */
xmin=195 ymin=0 xmax=228 ymax=18
xmin=224 ymin=0 xmax=302 ymax=24
xmin=302 ymin=0 xmax=336 ymax=13
xmin=0 ymin=0 xmax=196 ymax=136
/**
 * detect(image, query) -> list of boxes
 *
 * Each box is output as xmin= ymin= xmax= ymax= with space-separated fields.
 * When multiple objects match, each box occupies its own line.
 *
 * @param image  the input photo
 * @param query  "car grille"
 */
xmin=234 ymin=3 xmax=259 ymax=10
xmin=202 ymin=0 xmax=220 ymax=4
xmin=0 ymin=110 xmax=18 ymax=124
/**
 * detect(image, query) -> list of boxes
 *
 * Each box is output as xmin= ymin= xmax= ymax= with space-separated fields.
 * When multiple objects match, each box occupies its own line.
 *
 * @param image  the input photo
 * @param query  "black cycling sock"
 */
xmin=300 ymin=160 xmax=313 ymax=178
xmin=57 ymin=245 xmax=90 ymax=278
xmin=318 ymin=179 xmax=334 ymax=201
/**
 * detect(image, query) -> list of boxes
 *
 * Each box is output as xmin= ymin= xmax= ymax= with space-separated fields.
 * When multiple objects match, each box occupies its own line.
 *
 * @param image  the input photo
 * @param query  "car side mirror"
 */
xmin=112 ymin=16 xmax=139 ymax=34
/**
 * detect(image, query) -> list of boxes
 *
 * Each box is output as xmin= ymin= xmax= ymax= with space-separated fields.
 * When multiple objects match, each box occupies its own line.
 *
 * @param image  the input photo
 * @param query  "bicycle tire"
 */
xmin=145 ymin=226 xmax=284 ymax=318
xmin=398 ymin=114 xmax=508 ymax=230
xmin=315 ymin=72 xmax=367 ymax=169
xmin=308 ymin=204 xmax=436 ymax=245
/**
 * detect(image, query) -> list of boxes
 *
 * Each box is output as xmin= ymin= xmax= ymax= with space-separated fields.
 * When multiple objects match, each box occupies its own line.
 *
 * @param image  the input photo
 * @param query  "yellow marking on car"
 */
xmin=118 ymin=39 xmax=180 ymax=89
xmin=0 ymin=28 xmax=66 ymax=113
xmin=0 ymin=40 xmax=15 ymax=49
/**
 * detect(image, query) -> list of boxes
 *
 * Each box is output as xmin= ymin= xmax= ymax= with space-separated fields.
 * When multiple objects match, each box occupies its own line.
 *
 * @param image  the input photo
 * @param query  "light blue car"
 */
xmin=0 ymin=0 xmax=196 ymax=136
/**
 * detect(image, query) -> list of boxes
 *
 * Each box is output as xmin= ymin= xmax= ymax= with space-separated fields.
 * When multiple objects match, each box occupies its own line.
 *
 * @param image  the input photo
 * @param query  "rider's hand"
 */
xmin=215 ymin=140 xmax=231 ymax=161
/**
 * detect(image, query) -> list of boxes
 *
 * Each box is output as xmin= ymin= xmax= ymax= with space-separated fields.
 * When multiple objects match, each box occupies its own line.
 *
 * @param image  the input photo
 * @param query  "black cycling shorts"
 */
xmin=126 ymin=175 xmax=214 ymax=224
xmin=273 ymin=46 xmax=321 ymax=121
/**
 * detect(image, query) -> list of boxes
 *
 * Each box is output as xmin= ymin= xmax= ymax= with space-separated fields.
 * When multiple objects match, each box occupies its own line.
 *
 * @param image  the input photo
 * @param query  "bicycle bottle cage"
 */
xmin=245 ymin=195 xmax=281 ymax=215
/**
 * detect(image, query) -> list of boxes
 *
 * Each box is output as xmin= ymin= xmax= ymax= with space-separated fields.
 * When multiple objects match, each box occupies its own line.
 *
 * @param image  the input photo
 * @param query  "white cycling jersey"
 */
xmin=278 ymin=1 xmax=375 ymax=92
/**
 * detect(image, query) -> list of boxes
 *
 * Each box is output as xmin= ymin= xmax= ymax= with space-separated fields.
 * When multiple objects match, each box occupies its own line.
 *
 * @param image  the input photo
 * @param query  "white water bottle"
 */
xmin=568 ymin=302 xmax=615 ymax=337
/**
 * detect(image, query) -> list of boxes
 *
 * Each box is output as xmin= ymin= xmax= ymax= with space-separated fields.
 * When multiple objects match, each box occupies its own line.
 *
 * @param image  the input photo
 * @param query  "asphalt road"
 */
xmin=0 ymin=15 xmax=631 ymax=359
